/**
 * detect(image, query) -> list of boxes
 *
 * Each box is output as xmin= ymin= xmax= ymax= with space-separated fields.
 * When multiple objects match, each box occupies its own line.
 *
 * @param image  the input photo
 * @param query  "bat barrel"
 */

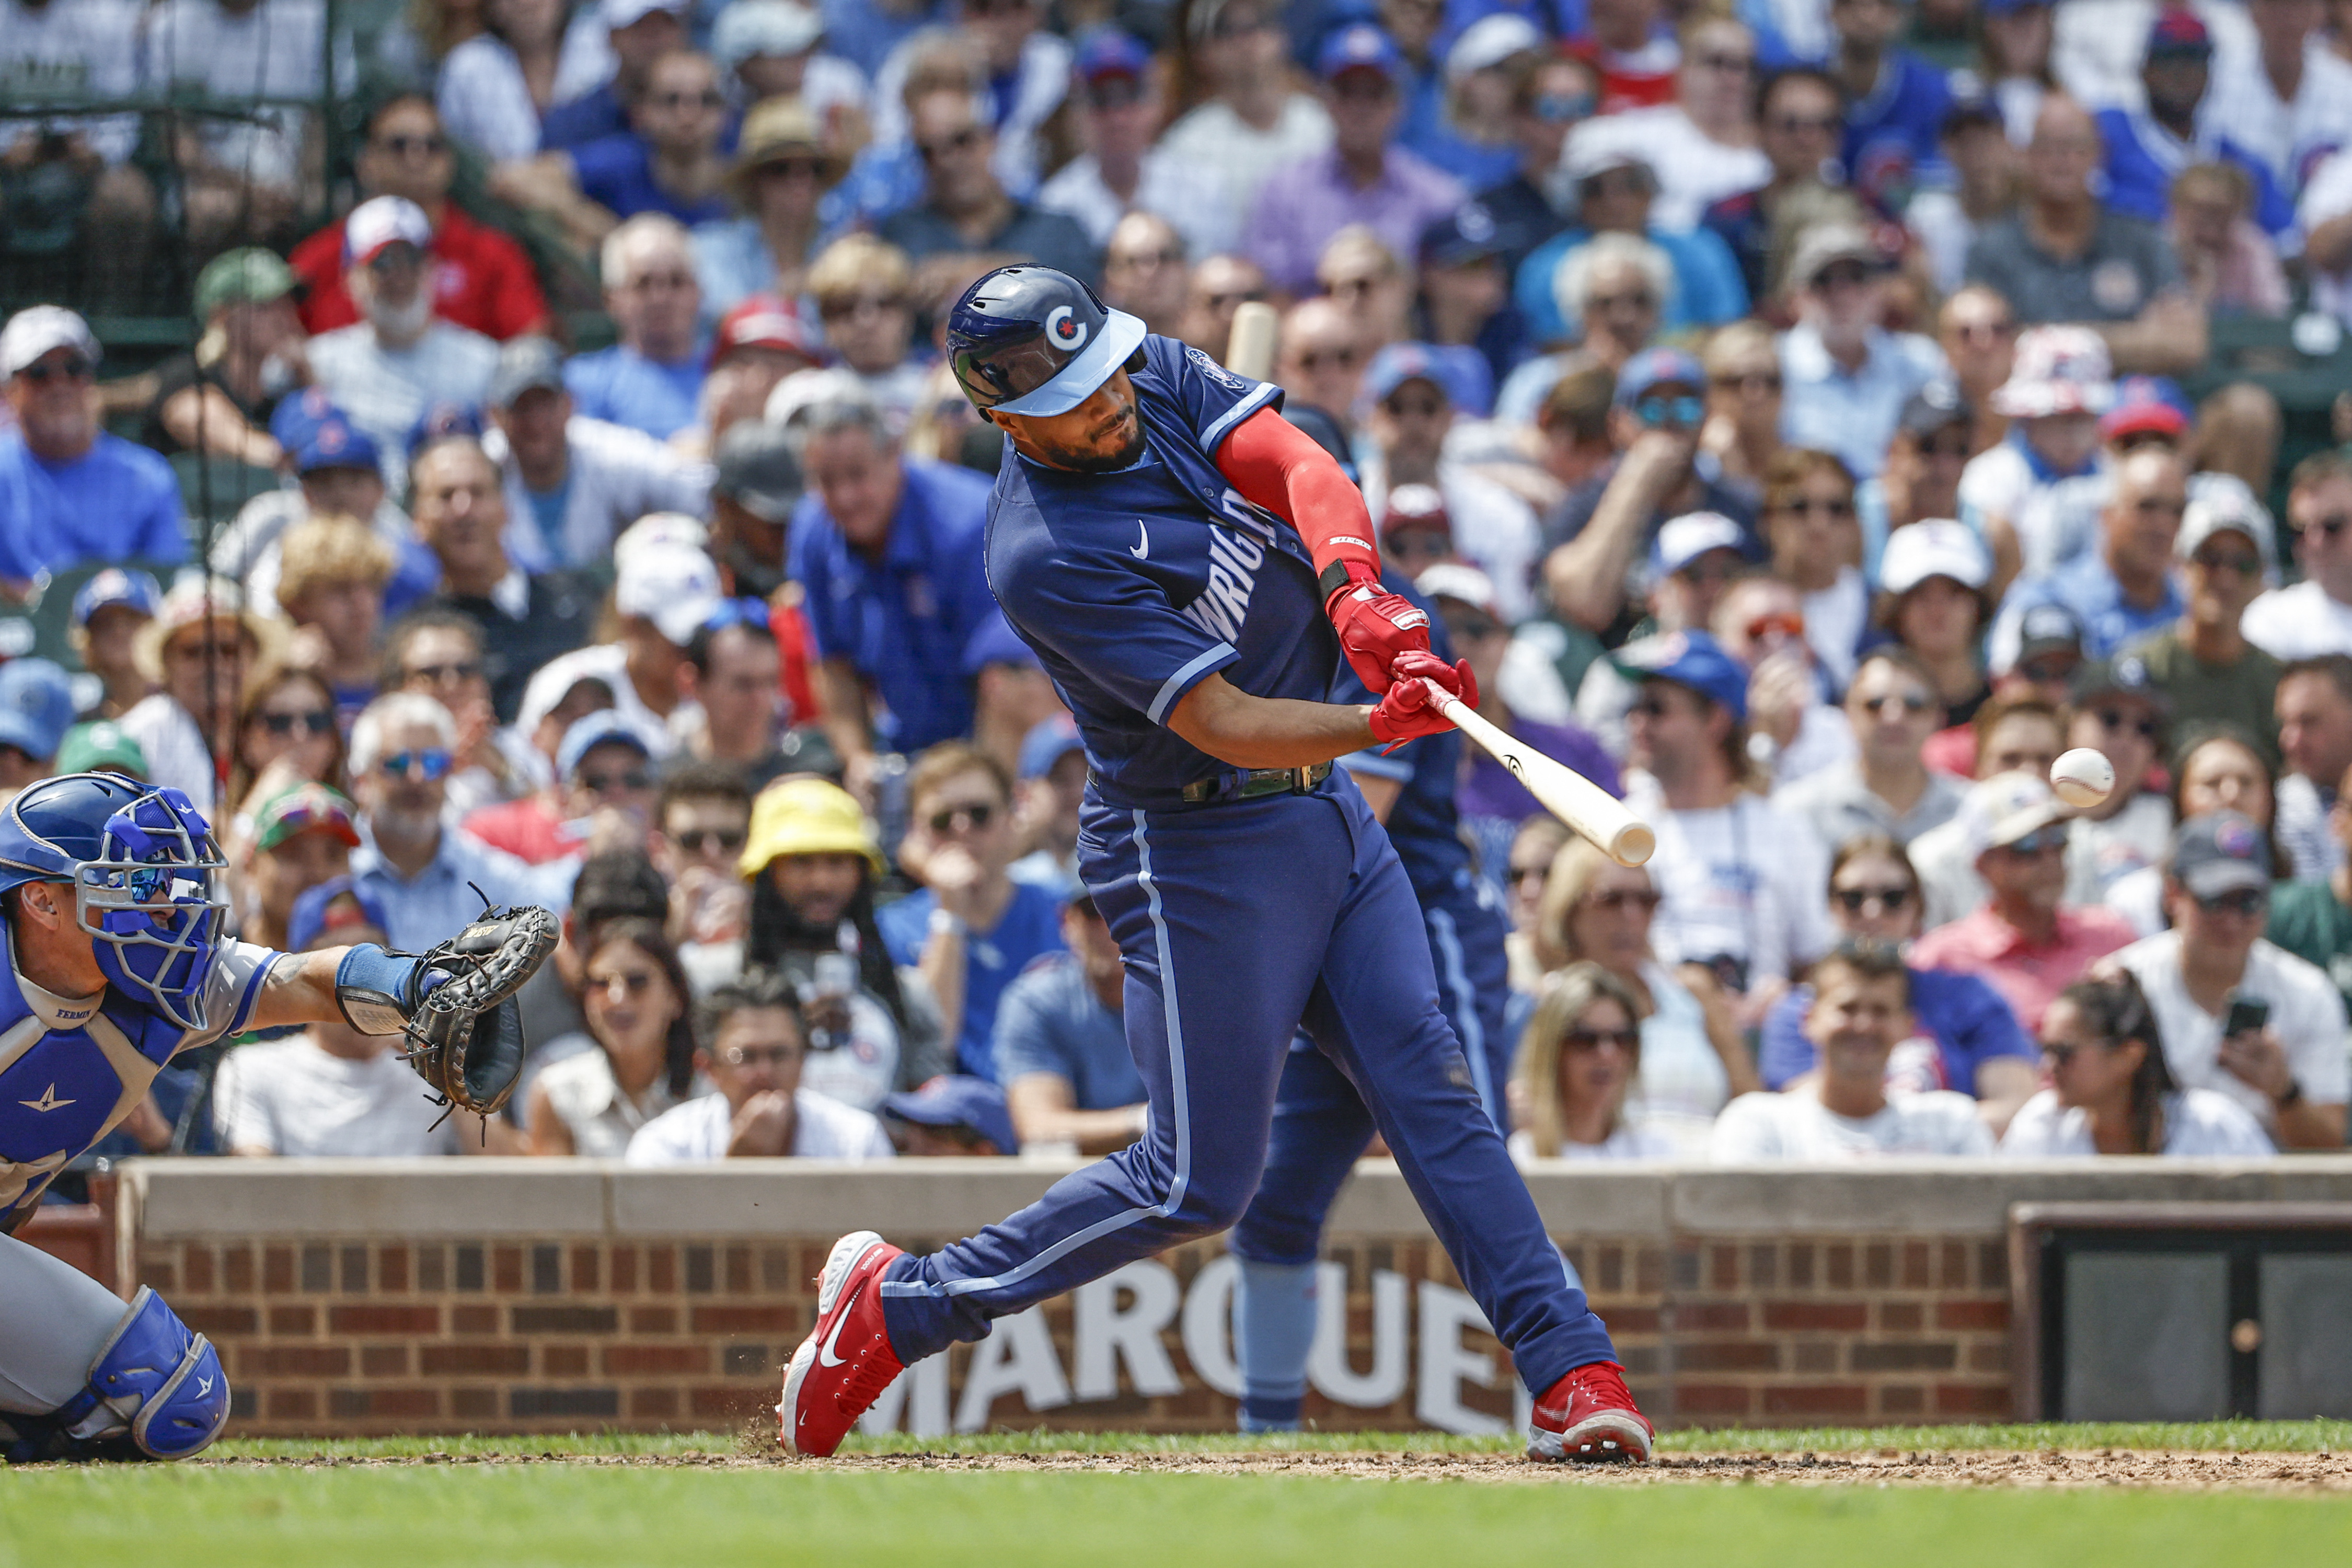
xmin=1435 ymin=693 xmax=1654 ymax=868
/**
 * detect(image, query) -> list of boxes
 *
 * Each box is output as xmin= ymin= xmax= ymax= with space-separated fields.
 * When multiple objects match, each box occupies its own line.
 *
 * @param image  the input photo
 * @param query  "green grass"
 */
xmin=5 ymin=1460 xmax=2348 ymax=1568
xmin=200 ymin=1419 xmax=2352 ymax=1462
xmin=7 ymin=1425 xmax=2345 ymax=1568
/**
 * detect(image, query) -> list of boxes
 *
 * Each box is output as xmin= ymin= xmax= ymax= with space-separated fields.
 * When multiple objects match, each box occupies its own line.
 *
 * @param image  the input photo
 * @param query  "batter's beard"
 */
xmin=1043 ymin=410 xmax=1148 ymax=473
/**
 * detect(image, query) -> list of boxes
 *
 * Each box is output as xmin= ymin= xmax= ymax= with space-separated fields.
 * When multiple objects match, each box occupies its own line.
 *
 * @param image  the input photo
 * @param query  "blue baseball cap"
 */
xmin=1362 ymin=341 xmax=1482 ymax=412
xmin=1650 ymin=512 xmax=1753 ymax=579
xmin=71 ymin=567 xmax=164 ymax=628
xmin=1613 ymin=347 xmax=1707 ymax=407
xmin=1419 ymin=202 xmax=1504 ymax=269
xmin=287 ymin=875 xmax=393 ymax=953
xmin=1611 ymin=629 xmax=1750 ymax=722
xmin=1019 ymin=713 xmax=1083 ymax=780
xmin=558 ymin=710 xmax=655 ymax=781
xmin=883 ymin=1075 xmax=1019 ymax=1153
xmin=270 ymin=386 xmax=341 ymax=454
xmin=0 ymin=658 xmax=75 ymax=760
xmin=408 ymin=400 xmax=485 ymax=455
xmin=293 ymin=413 xmax=383 ymax=476
xmin=1318 ymin=22 xmax=1404 ymax=82
xmin=1076 ymin=27 xmax=1151 ymax=81
xmin=962 ymin=610 xmax=1040 ymax=676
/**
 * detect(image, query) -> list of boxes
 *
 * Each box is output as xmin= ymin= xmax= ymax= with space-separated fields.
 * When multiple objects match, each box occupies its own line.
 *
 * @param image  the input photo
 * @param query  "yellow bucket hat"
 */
xmin=740 ymin=777 xmax=885 ymax=879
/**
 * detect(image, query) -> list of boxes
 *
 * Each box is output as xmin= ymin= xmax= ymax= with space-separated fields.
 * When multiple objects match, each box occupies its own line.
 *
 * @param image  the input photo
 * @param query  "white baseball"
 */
xmin=2051 ymin=747 xmax=2115 ymax=809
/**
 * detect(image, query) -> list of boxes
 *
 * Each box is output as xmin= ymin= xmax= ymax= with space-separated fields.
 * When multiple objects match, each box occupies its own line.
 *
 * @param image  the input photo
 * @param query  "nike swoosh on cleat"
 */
xmin=817 ymin=1279 xmax=866 ymax=1367
xmin=1131 ymin=522 xmax=1150 ymax=559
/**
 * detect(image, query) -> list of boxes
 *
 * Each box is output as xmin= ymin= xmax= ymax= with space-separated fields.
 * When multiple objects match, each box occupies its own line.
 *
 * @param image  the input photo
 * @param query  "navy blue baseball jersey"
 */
xmin=1327 ymin=573 xmax=1475 ymax=902
xmin=985 ymin=335 xmax=1338 ymax=803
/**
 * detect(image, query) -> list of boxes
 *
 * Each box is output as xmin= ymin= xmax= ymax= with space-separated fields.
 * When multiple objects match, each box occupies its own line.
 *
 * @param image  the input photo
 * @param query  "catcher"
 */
xmin=0 ymin=774 xmax=555 ymax=1463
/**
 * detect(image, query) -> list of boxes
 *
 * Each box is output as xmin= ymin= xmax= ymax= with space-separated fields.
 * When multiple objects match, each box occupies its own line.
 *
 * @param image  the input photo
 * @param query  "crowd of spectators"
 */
xmin=6 ymin=0 xmax=2352 ymax=1173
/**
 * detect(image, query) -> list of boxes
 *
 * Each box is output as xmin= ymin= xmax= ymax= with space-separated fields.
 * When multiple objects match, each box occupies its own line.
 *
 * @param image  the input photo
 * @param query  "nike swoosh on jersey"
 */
xmin=818 ymin=1279 xmax=867 ymax=1367
xmin=1131 ymin=522 xmax=1150 ymax=559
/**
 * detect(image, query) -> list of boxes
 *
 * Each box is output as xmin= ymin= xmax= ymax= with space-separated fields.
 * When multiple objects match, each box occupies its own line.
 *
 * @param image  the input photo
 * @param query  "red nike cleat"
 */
xmin=779 ymin=1230 xmax=906 ymax=1457
xmin=1528 ymin=1360 xmax=1653 ymax=1463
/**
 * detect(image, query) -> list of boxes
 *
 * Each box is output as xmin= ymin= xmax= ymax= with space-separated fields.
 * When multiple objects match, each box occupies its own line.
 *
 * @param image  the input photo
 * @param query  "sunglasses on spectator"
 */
xmin=655 ymin=89 xmax=725 ymax=111
xmin=917 ymin=126 xmax=984 ymax=163
xmin=367 ymin=245 xmax=423 ymax=275
xmin=1585 ymin=887 xmax=1662 ymax=913
xmin=965 ymin=0 xmax=1032 ymax=13
xmin=1743 ymin=611 xmax=1806 ymax=642
xmin=2193 ymin=887 xmax=2268 ymax=916
xmin=2094 ymin=707 xmax=2159 ymax=739
xmin=1861 ymin=690 xmax=1934 ymax=717
xmin=1385 ymin=393 xmax=1446 ymax=420
xmin=581 ymin=767 xmax=653 ymax=793
xmin=2042 ymin=1041 xmax=2095 ymax=1067
xmin=260 ymin=709 xmax=336 ymax=736
xmin=1580 ymin=169 xmax=1649 ymax=198
xmin=1590 ymin=289 xmax=1658 ymax=315
xmin=1385 ymin=528 xmax=1451 ymax=561
xmin=1632 ymin=394 xmax=1703 ymax=429
xmin=1207 ymin=288 xmax=1269 ymax=311
xmin=1779 ymin=495 xmax=1854 ymax=519
xmin=820 ymin=292 xmax=904 ymax=321
xmin=1675 ymin=556 xmax=1739 ymax=586
xmin=1835 ymin=884 xmax=1913 ymax=914
xmin=2301 ymin=513 xmax=2352 ymax=541
xmin=1445 ymin=613 xmax=1504 ymax=642
xmin=2018 ymin=655 xmax=2078 ymax=683
xmin=1331 ymin=75 xmax=1398 ymax=103
xmin=1712 ymin=371 xmax=1781 ymax=394
xmin=590 ymin=970 xmax=655 ymax=997
xmin=1949 ymin=318 xmax=2015 ymax=344
xmin=1087 ymin=77 xmax=1146 ymax=111
xmin=381 ymin=748 xmax=454 ymax=781
xmin=1563 ymin=1027 xmax=1640 ymax=1053
xmin=1533 ymin=91 xmax=1595 ymax=123
xmin=19 ymin=355 xmax=94 ymax=384
xmin=1630 ymin=695 xmax=1681 ymax=720
xmin=377 ymin=133 xmax=447 ymax=157
xmin=757 ymin=158 xmax=833 ymax=182
xmin=1812 ymin=261 xmax=1881 ymax=291
xmin=405 ymin=660 xmax=481 ymax=687
xmin=2192 ymin=548 xmax=2259 ymax=577
xmin=928 ymin=801 xmax=996 ymax=835
xmin=672 ymin=827 xmax=747 ymax=855
xmin=1918 ymin=433 xmax=1974 ymax=459
xmin=1769 ymin=113 xmax=1839 ymax=136
xmin=1325 ymin=274 xmax=1385 ymax=300
xmin=1296 ymin=346 xmax=1359 ymax=371
xmin=1508 ymin=861 xmax=1552 ymax=886
xmin=1110 ymin=246 xmax=1186 ymax=272
xmin=718 ymin=1044 xmax=796 ymax=1067
xmin=1998 ymin=827 xmax=2066 ymax=857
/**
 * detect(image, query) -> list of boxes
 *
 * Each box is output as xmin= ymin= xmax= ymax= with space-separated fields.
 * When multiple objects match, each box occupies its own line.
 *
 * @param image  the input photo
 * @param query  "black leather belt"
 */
xmin=1179 ymin=762 xmax=1331 ymax=803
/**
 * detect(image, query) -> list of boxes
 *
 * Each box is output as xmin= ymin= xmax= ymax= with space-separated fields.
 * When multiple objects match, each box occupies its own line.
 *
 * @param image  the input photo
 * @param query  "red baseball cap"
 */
xmin=709 ymin=295 xmax=823 ymax=370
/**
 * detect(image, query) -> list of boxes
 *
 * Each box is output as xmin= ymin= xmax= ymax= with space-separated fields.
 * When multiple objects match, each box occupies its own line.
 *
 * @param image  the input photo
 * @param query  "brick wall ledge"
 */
xmin=117 ymin=1157 xmax=2352 ymax=1247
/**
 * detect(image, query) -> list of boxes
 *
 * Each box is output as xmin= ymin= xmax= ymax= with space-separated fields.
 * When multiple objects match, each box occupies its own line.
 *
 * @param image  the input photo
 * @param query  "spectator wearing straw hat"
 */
xmin=690 ymin=96 xmax=853 ymax=318
xmin=0 ymin=306 xmax=186 ymax=587
xmin=117 ymin=577 xmax=288 ymax=811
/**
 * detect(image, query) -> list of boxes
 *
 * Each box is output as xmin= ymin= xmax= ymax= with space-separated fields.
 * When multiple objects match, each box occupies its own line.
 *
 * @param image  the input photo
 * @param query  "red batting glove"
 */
xmin=1366 ymin=658 xmax=1478 ymax=749
xmin=1390 ymin=649 xmax=1478 ymax=706
xmin=1325 ymin=565 xmax=1431 ymax=694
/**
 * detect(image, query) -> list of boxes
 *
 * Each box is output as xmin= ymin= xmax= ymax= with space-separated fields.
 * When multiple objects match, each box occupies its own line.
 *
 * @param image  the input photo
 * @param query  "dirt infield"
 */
xmin=189 ymin=1446 xmax=2352 ymax=1492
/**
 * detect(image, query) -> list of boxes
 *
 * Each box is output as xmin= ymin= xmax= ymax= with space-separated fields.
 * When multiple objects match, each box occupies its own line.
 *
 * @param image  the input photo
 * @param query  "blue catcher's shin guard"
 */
xmin=3 ymin=1288 xmax=229 ymax=1463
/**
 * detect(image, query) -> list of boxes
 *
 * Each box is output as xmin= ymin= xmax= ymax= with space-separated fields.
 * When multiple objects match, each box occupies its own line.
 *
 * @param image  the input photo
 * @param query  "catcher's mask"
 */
xmin=0 ymin=776 xmax=232 ymax=1032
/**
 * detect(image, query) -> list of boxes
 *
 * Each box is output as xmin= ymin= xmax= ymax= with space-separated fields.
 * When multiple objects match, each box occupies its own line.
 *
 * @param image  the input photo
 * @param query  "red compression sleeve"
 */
xmin=1213 ymin=406 xmax=1381 ymax=606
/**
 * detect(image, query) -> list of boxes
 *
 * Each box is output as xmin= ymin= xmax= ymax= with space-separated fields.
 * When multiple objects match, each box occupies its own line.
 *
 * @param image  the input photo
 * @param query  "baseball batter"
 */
xmin=781 ymin=266 xmax=1648 ymax=1462
xmin=0 ymin=774 xmax=552 ymax=1463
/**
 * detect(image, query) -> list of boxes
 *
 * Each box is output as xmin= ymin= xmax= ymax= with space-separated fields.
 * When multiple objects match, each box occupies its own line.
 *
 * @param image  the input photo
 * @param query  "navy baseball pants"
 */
xmin=878 ymin=774 xmax=1616 ymax=1396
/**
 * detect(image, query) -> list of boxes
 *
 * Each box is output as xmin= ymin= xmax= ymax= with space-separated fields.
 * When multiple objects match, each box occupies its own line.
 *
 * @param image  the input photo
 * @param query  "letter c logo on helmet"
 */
xmin=1044 ymin=305 xmax=1088 ymax=352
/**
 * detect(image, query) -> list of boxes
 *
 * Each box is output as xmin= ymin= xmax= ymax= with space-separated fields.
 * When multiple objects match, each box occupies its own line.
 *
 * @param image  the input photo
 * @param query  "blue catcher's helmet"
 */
xmin=0 ymin=773 xmax=232 ymax=1032
xmin=946 ymin=265 xmax=1148 ymax=418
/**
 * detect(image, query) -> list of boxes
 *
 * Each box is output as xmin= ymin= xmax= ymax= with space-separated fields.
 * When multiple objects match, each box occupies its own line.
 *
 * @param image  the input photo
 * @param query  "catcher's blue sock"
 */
xmin=1234 ymin=1258 xmax=1316 ymax=1432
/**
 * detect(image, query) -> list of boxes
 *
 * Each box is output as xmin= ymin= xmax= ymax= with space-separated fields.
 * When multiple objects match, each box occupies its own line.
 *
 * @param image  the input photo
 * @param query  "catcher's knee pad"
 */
xmin=4 ymin=1287 xmax=230 ymax=1463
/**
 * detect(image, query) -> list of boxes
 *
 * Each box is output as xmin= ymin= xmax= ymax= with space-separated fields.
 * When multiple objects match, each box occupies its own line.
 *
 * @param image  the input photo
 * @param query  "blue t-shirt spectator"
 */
xmin=2093 ymin=107 xmax=2296 ymax=241
xmin=1757 ymin=965 xmax=2036 ymax=1091
xmin=571 ymin=134 xmax=734 ymax=226
xmin=878 ymin=882 xmax=1068 ymax=1082
xmin=1513 ymin=225 xmax=1749 ymax=347
xmin=789 ymin=456 xmax=998 ymax=754
xmin=993 ymin=952 xmax=1146 ymax=1110
xmin=1842 ymin=50 xmax=1952 ymax=208
xmin=563 ymin=343 xmax=708 ymax=440
xmin=0 ymin=430 xmax=187 ymax=580
xmin=539 ymin=84 xmax=628 ymax=154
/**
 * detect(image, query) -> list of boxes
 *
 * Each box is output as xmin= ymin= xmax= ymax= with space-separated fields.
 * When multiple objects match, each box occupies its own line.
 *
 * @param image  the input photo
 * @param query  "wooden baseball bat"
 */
xmin=1224 ymin=300 xmax=1280 ymax=381
xmin=1435 ymin=691 xmax=1655 ymax=867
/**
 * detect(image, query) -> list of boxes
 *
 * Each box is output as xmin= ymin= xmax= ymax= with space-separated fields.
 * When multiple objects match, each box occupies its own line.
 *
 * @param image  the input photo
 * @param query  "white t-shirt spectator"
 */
xmin=1708 ymin=1087 xmax=1995 ymax=1159
xmin=2241 ymin=578 xmax=2352 ymax=661
xmin=2114 ymin=932 xmax=2352 ymax=1134
xmin=1997 ymin=1086 xmax=2275 ymax=1157
xmin=623 ymin=1088 xmax=895 ymax=1163
xmin=1626 ymin=776 xmax=1834 ymax=991
xmin=1507 ymin=1123 xmax=1680 ymax=1163
xmin=1037 ymin=150 xmax=1239 ymax=261
xmin=1154 ymin=94 xmax=1334 ymax=240
xmin=116 ymin=694 xmax=217 ymax=810
xmin=0 ymin=0 xmax=143 ymax=165
xmin=1564 ymin=106 xmax=1771 ymax=232
xmin=143 ymin=0 xmax=353 ymax=188
xmin=308 ymin=321 xmax=501 ymax=488
xmin=213 ymin=1035 xmax=462 ymax=1156
xmin=1957 ymin=444 xmax=2106 ymax=587
xmin=435 ymin=15 xmax=614 ymax=163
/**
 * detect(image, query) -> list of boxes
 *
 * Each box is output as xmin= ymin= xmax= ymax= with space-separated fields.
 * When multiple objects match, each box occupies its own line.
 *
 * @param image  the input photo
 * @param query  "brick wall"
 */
xmin=111 ymin=1159 xmax=2352 ymax=1437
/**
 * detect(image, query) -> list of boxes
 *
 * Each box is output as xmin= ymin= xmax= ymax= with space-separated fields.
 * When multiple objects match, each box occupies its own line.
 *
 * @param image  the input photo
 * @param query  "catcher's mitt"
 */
xmin=403 ymin=905 xmax=559 ymax=1115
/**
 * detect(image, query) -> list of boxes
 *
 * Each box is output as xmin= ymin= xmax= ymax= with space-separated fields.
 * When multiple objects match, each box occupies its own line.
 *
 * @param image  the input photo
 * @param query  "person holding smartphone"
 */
xmin=2113 ymin=812 xmax=2350 ymax=1149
